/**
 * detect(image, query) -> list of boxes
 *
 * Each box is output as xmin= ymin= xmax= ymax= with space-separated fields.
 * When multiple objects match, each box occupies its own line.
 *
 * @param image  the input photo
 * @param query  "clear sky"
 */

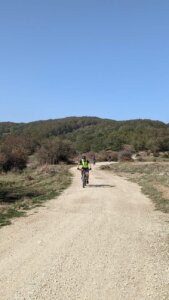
xmin=0 ymin=0 xmax=169 ymax=123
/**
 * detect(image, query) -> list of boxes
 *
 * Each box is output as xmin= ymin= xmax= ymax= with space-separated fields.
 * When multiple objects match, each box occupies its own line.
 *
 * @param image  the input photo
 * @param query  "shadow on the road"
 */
xmin=88 ymin=184 xmax=115 ymax=188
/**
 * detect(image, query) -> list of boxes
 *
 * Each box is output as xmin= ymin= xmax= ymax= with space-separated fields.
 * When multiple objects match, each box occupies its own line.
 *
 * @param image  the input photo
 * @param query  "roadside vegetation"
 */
xmin=0 ymin=165 xmax=71 ymax=227
xmin=0 ymin=132 xmax=73 ymax=227
xmin=101 ymin=162 xmax=169 ymax=213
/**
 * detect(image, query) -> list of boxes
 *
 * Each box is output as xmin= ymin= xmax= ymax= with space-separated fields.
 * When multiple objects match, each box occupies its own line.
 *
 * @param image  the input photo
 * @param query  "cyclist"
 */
xmin=93 ymin=154 xmax=96 ymax=165
xmin=78 ymin=155 xmax=91 ymax=184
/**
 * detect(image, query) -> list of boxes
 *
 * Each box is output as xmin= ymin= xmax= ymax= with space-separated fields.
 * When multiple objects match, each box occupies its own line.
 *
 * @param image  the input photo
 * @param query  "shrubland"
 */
xmin=1 ymin=116 xmax=169 ymax=225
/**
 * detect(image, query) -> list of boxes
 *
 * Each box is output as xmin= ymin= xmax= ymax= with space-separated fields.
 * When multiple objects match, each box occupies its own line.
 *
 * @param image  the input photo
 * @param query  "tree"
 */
xmin=0 ymin=135 xmax=28 ymax=171
xmin=37 ymin=137 xmax=75 ymax=164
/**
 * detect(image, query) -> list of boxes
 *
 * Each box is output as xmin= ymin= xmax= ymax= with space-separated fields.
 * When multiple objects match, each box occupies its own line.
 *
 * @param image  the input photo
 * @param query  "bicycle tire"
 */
xmin=82 ymin=172 xmax=86 ymax=188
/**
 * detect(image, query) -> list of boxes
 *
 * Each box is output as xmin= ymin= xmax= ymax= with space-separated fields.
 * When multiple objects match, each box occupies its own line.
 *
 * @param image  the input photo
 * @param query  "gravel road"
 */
xmin=0 ymin=163 xmax=168 ymax=300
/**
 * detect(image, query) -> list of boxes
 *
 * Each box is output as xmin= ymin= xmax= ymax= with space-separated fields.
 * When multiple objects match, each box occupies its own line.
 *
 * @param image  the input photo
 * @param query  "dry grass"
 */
xmin=0 ymin=164 xmax=72 ymax=227
xmin=101 ymin=162 xmax=169 ymax=213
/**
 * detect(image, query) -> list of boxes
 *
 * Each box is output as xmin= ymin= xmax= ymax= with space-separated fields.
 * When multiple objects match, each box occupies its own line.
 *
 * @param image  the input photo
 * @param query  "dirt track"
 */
xmin=0 ymin=163 xmax=168 ymax=300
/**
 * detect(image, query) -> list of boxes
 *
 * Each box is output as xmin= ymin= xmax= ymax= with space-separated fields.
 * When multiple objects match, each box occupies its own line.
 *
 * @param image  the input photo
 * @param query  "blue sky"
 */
xmin=0 ymin=0 xmax=169 ymax=123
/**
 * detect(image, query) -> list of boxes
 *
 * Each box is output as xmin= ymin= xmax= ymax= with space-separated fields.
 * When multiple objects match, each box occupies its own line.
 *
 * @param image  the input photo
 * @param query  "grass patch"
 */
xmin=101 ymin=162 xmax=169 ymax=213
xmin=0 ymin=209 xmax=25 ymax=227
xmin=0 ymin=164 xmax=72 ymax=227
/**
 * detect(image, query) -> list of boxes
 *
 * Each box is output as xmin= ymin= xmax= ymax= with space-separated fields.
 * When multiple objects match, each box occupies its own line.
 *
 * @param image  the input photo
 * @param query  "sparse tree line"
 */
xmin=0 ymin=117 xmax=169 ymax=172
xmin=0 ymin=135 xmax=75 ymax=172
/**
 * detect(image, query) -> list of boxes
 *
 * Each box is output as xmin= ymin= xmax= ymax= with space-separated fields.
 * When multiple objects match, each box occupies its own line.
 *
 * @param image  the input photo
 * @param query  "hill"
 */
xmin=0 ymin=117 xmax=169 ymax=153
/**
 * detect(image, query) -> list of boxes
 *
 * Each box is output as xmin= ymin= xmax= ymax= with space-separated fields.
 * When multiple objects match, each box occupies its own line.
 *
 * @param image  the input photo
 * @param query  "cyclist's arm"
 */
xmin=77 ymin=160 xmax=82 ymax=168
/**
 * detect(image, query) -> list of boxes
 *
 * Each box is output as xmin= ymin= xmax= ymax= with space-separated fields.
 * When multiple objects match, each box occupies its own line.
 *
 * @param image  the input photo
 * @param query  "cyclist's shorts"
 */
xmin=82 ymin=167 xmax=89 ymax=171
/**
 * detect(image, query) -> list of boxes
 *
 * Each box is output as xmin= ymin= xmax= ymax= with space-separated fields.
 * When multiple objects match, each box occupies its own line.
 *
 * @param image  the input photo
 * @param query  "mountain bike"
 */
xmin=77 ymin=168 xmax=91 ymax=188
xmin=81 ymin=169 xmax=89 ymax=188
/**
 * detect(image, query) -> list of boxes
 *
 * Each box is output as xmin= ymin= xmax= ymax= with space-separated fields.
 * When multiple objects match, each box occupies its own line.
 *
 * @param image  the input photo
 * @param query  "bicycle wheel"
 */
xmin=82 ymin=172 xmax=86 ymax=188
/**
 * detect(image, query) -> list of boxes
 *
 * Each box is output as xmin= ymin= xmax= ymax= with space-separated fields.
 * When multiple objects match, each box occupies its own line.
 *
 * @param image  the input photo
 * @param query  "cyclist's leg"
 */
xmin=82 ymin=169 xmax=86 ymax=187
xmin=86 ymin=169 xmax=89 ymax=184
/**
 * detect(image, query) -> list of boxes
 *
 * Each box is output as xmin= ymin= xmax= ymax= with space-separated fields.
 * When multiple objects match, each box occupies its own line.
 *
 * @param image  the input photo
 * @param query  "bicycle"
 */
xmin=82 ymin=169 xmax=89 ymax=188
xmin=77 ymin=168 xmax=91 ymax=188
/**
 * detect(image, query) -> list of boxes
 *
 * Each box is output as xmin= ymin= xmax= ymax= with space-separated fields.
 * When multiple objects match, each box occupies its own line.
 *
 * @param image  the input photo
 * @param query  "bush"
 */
xmin=0 ymin=153 xmax=6 ymax=172
xmin=123 ymin=144 xmax=135 ymax=152
xmin=0 ymin=136 xmax=28 ymax=172
xmin=0 ymin=151 xmax=27 ymax=172
xmin=153 ymin=151 xmax=159 ymax=157
xmin=96 ymin=150 xmax=108 ymax=162
xmin=118 ymin=150 xmax=133 ymax=162
xmin=37 ymin=137 xmax=75 ymax=165
xmin=161 ymin=152 xmax=169 ymax=158
xmin=109 ymin=151 xmax=118 ymax=161
xmin=97 ymin=150 xmax=118 ymax=162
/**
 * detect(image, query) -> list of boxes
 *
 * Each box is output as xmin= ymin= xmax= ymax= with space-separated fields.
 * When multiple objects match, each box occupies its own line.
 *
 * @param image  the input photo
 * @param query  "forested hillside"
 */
xmin=0 ymin=117 xmax=169 ymax=154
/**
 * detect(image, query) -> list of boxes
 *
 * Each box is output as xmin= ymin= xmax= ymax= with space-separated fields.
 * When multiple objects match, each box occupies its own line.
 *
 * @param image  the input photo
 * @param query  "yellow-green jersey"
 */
xmin=80 ymin=159 xmax=89 ymax=169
